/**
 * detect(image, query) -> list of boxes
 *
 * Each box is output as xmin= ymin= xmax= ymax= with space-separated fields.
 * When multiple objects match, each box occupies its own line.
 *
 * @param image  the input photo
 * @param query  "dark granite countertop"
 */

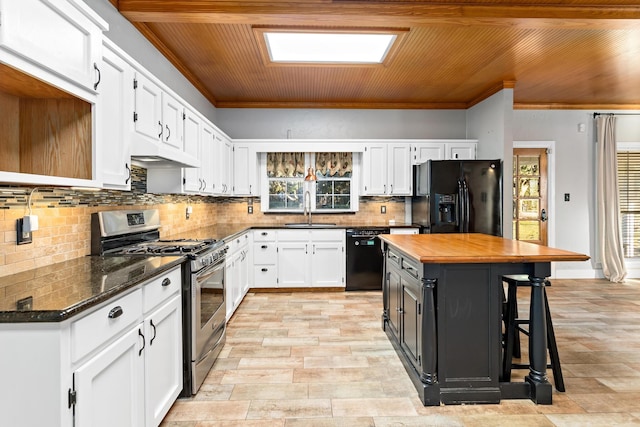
xmin=164 ymin=223 xmax=419 ymax=243
xmin=0 ymin=256 xmax=184 ymax=323
xmin=1 ymin=222 xmax=418 ymax=324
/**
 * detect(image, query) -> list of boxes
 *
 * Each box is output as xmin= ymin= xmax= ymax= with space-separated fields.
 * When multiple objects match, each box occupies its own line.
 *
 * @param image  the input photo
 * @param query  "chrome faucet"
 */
xmin=304 ymin=190 xmax=312 ymax=225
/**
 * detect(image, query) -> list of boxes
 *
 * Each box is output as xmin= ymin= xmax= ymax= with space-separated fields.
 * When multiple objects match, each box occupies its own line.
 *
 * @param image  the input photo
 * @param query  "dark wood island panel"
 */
xmin=378 ymin=233 xmax=589 ymax=406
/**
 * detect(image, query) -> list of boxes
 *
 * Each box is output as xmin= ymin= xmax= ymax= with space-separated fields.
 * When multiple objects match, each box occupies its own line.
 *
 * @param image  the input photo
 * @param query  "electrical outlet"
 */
xmin=16 ymin=296 xmax=33 ymax=311
xmin=381 ymin=205 xmax=386 ymax=214
xmin=16 ymin=219 xmax=32 ymax=245
xmin=248 ymin=205 xmax=253 ymax=214
xmin=564 ymin=193 xmax=570 ymax=202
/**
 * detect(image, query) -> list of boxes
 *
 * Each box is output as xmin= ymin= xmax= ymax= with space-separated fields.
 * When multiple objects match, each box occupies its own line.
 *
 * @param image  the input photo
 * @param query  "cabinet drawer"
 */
xmin=387 ymin=249 xmax=401 ymax=267
xmin=253 ymin=229 xmax=276 ymax=242
xmin=254 ymin=265 xmax=277 ymax=287
xmin=253 ymin=242 xmax=276 ymax=264
xmin=227 ymin=232 xmax=249 ymax=253
xmin=71 ymin=289 xmax=142 ymax=363
xmin=142 ymin=266 xmax=181 ymax=314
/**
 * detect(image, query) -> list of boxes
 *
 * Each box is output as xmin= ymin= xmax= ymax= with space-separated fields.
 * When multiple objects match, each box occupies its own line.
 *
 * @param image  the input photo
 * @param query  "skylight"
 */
xmin=264 ymin=32 xmax=397 ymax=64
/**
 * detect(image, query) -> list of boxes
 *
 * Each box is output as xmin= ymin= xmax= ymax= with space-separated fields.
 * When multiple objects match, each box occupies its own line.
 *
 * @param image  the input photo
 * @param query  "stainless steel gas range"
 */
xmin=91 ymin=209 xmax=227 ymax=397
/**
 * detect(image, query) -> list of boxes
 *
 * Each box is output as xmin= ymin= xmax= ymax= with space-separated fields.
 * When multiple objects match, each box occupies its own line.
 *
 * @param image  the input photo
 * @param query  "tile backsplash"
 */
xmin=0 ymin=167 xmax=406 ymax=278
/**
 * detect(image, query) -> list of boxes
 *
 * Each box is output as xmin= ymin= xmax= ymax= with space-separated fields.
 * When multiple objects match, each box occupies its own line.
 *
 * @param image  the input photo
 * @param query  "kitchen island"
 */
xmin=378 ymin=233 xmax=589 ymax=406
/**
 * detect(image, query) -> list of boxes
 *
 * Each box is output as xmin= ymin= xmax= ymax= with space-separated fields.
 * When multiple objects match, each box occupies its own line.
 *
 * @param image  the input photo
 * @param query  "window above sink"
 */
xmin=259 ymin=152 xmax=359 ymax=213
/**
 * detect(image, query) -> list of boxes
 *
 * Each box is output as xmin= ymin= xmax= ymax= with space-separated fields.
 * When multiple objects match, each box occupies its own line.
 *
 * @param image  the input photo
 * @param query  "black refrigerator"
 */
xmin=412 ymin=159 xmax=503 ymax=236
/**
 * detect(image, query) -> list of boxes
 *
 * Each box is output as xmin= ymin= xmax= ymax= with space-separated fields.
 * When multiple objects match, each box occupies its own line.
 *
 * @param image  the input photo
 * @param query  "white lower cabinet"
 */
xmin=144 ymin=295 xmax=183 ymax=427
xmin=225 ymin=232 xmax=251 ymax=320
xmin=311 ymin=241 xmax=345 ymax=287
xmin=253 ymin=230 xmax=278 ymax=288
xmin=262 ymin=229 xmax=346 ymax=288
xmin=277 ymin=239 xmax=309 ymax=287
xmin=74 ymin=325 xmax=145 ymax=427
xmin=0 ymin=265 xmax=182 ymax=427
xmin=73 ymin=266 xmax=182 ymax=427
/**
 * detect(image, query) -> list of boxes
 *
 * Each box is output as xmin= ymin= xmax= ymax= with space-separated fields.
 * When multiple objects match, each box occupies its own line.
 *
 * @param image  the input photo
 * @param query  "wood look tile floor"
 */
xmin=161 ymin=279 xmax=640 ymax=426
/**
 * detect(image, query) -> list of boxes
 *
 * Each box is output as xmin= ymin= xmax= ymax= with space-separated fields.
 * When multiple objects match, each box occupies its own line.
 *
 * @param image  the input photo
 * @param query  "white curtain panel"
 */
xmin=596 ymin=115 xmax=627 ymax=282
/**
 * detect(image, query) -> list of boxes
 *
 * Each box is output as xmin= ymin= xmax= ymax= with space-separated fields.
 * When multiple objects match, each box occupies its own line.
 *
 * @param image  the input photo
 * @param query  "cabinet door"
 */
xmin=225 ymin=251 xmax=242 ymax=319
xmin=400 ymin=280 xmax=421 ymax=370
xmin=0 ymin=0 xmax=104 ymax=94
xmin=74 ymin=326 xmax=145 ymax=427
xmin=412 ymin=143 xmax=445 ymax=164
xmin=277 ymin=242 xmax=309 ymax=287
xmin=133 ymin=72 xmax=163 ymax=143
xmin=446 ymin=142 xmax=476 ymax=160
xmin=97 ymin=44 xmax=133 ymax=189
xmin=213 ymin=132 xmax=232 ymax=195
xmin=310 ymin=242 xmax=344 ymax=287
xmin=161 ymin=92 xmax=184 ymax=151
xmin=239 ymin=248 xmax=250 ymax=300
xmin=232 ymin=144 xmax=256 ymax=196
xmin=144 ymin=295 xmax=182 ymax=427
xmin=388 ymin=144 xmax=412 ymax=195
xmin=200 ymin=124 xmax=216 ymax=194
xmin=183 ymin=110 xmax=202 ymax=193
xmin=387 ymin=268 xmax=401 ymax=339
xmin=362 ymin=144 xmax=387 ymax=195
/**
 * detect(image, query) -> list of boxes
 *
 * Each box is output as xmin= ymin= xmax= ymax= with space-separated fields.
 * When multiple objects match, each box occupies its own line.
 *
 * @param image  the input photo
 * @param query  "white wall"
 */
xmin=215 ymin=108 xmax=467 ymax=139
xmin=513 ymin=110 xmax=640 ymax=278
xmin=82 ymin=0 xmax=217 ymax=122
xmin=466 ymin=89 xmax=514 ymax=238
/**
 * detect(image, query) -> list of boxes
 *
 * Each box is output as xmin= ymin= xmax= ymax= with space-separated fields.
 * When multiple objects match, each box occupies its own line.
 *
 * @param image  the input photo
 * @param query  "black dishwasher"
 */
xmin=345 ymin=227 xmax=390 ymax=291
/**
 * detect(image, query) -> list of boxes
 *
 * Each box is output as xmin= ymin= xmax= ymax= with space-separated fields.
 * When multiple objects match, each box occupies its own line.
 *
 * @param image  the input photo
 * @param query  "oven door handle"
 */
xmin=195 ymin=260 xmax=225 ymax=284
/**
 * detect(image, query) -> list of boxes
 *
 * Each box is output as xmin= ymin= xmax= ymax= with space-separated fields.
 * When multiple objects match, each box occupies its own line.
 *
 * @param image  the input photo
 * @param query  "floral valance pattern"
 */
xmin=266 ymin=152 xmax=352 ymax=178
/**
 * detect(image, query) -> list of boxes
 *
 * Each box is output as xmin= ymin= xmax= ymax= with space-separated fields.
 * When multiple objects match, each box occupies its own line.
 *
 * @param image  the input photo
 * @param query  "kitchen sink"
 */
xmin=284 ymin=223 xmax=338 ymax=228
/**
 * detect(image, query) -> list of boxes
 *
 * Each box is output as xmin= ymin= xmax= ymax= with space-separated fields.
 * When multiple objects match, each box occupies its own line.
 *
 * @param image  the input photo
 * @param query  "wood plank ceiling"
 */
xmin=116 ymin=0 xmax=640 ymax=109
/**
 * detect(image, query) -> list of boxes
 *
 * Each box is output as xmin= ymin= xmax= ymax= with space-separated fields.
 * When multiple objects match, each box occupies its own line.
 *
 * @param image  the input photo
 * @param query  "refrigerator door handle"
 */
xmin=462 ymin=179 xmax=470 ymax=232
xmin=457 ymin=179 xmax=465 ymax=232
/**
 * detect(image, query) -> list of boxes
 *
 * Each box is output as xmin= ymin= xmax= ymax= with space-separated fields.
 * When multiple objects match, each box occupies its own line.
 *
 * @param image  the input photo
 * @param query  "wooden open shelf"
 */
xmin=0 ymin=63 xmax=92 ymax=180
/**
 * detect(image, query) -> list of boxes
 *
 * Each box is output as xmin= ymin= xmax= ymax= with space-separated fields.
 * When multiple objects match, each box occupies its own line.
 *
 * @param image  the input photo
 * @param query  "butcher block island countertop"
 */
xmin=377 ymin=232 xmax=589 ymax=407
xmin=378 ymin=233 xmax=590 ymax=264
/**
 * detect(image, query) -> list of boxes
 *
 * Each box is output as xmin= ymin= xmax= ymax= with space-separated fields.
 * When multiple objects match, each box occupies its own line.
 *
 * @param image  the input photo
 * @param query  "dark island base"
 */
xmin=383 ymin=316 xmax=552 ymax=406
xmin=383 ymin=318 xmax=501 ymax=406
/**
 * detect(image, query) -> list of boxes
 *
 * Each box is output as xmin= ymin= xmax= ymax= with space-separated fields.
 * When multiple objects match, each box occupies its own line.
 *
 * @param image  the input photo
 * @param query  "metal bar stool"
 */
xmin=502 ymin=274 xmax=565 ymax=392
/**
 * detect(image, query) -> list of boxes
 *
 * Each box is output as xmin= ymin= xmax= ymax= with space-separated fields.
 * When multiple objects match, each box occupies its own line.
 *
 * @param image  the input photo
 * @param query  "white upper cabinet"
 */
xmin=161 ymin=92 xmax=185 ymax=152
xmin=0 ymin=0 xmax=107 ymax=99
xmin=132 ymin=72 xmax=163 ymax=143
xmin=445 ymin=142 xmax=476 ymax=160
xmin=97 ymin=40 xmax=133 ymax=190
xmin=411 ymin=143 xmax=445 ymax=164
xmin=182 ymin=108 xmax=202 ymax=193
xmin=232 ymin=144 xmax=258 ymax=196
xmin=199 ymin=123 xmax=216 ymax=194
xmin=411 ymin=140 xmax=477 ymax=164
xmin=213 ymin=131 xmax=232 ymax=195
xmin=362 ymin=143 xmax=412 ymax=196
xmin=131 ymin=70 xmax=199 ymax=168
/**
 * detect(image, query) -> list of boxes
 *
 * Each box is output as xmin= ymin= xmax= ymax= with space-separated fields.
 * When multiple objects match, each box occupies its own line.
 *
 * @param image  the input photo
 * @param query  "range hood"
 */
xmin=130 ymin=140 xmax=200 ymax=169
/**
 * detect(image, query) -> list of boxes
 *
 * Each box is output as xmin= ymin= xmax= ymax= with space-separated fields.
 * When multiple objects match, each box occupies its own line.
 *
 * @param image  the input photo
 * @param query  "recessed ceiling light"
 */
xmin=264 ymin=32 xmax=396 ymax=64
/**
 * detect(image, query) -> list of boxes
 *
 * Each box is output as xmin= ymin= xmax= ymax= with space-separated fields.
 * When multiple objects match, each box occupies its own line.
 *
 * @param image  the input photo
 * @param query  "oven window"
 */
xmin=198 ymin=264 xmax=225 ymax=328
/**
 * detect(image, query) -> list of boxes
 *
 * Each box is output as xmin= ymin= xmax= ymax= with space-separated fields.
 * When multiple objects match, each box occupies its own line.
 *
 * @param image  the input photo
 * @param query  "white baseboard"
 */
xmin=552 ymin=267 xmax=640 ymax=280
